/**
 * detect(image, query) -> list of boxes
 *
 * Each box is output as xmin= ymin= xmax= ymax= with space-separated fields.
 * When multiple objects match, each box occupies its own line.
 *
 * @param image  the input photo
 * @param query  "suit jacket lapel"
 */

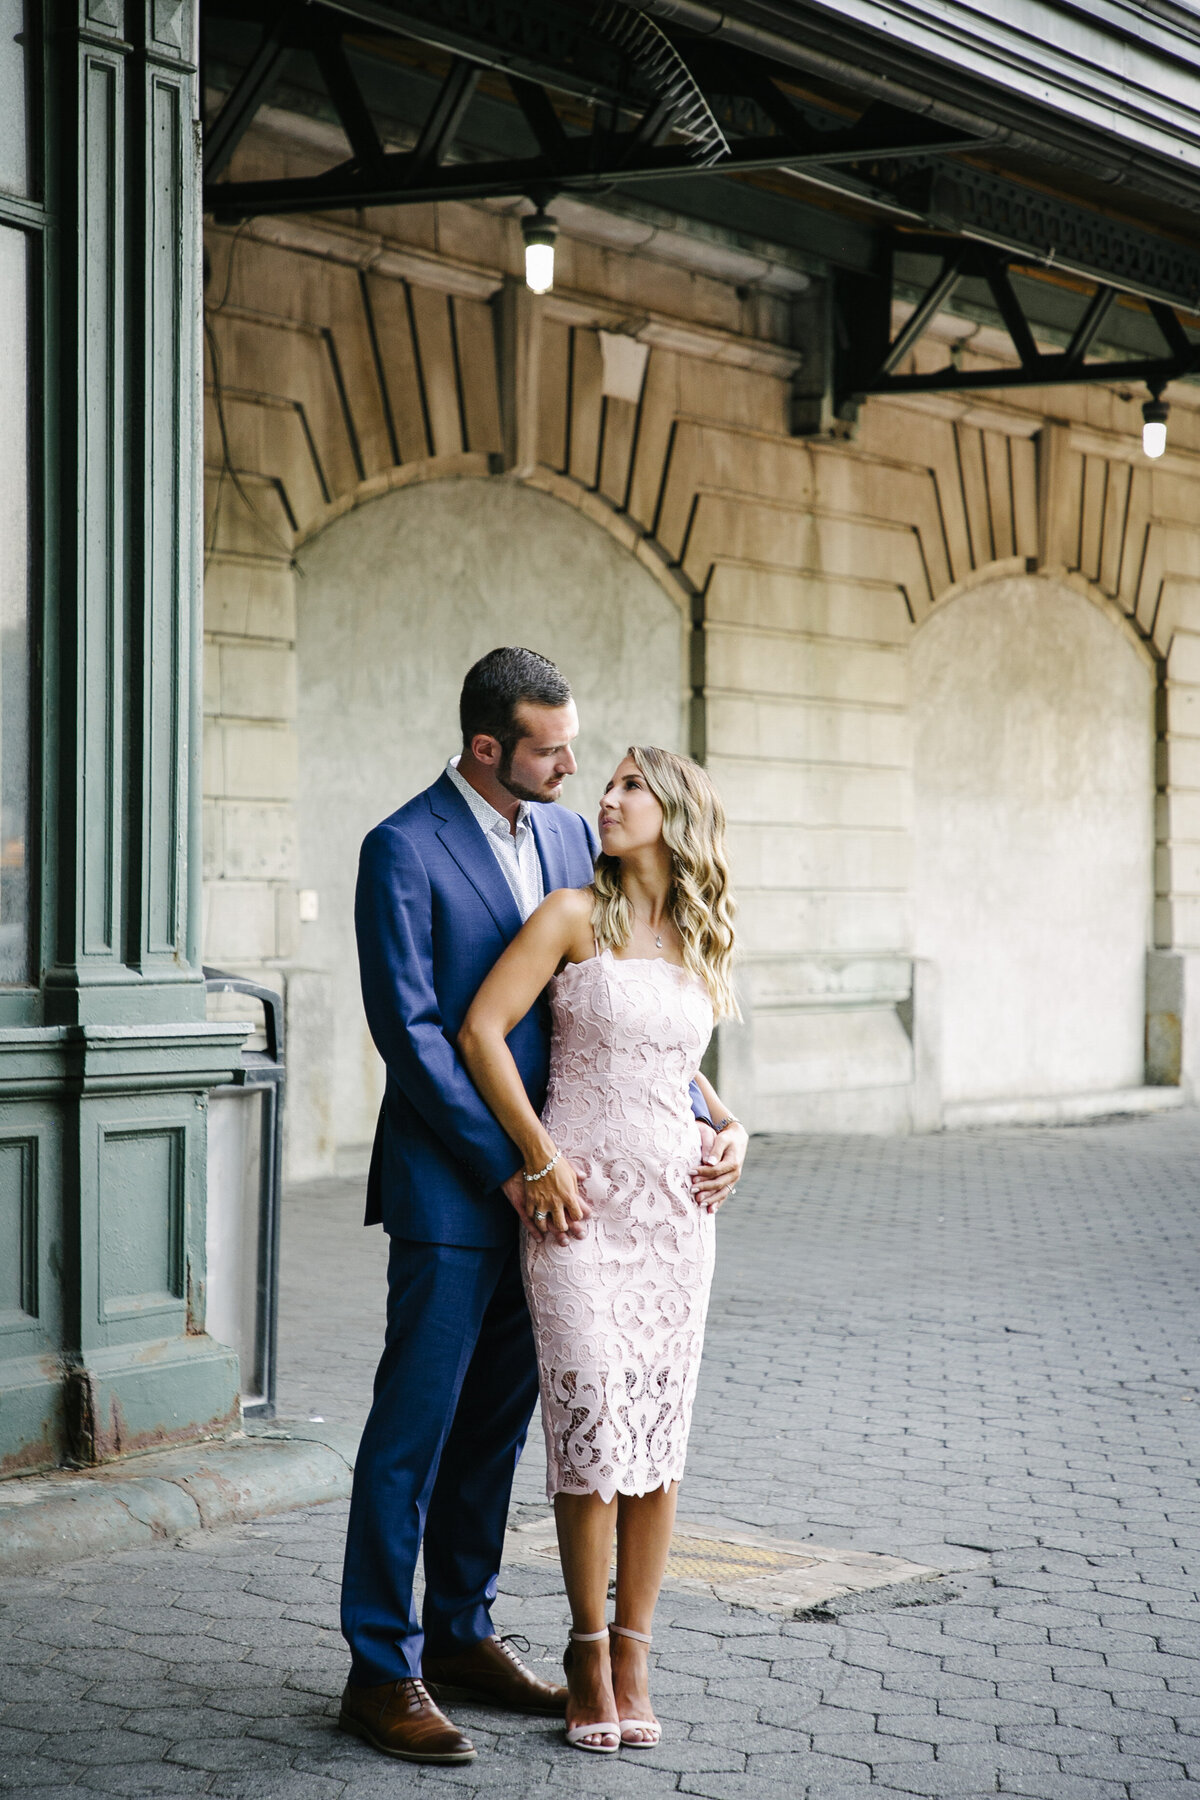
xmin=429 ymin=773 xmax=523 ymax=941
xmin=532 ymin=805 xmax=570 ymax=896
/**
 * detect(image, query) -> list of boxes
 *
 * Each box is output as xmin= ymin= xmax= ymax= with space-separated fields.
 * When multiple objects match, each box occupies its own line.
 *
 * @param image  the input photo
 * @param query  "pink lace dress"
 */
xmin=523 ymin=949 xmax=716 ymax=1501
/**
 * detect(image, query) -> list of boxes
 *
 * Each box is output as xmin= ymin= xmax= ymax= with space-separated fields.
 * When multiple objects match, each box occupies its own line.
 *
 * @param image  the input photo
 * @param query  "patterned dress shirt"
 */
xmin=446 ymin=757 xmax=545 ymax=923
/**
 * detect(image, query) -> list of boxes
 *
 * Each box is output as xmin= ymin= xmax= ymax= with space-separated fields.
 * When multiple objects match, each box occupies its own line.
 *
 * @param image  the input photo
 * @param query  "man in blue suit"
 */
xmin=339 ymin=648 xmax=603 ymax=1764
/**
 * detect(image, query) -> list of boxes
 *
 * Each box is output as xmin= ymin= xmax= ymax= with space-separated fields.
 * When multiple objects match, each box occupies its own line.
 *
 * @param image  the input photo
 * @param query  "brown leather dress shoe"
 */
xmin=423 ymin=1633 xmax=569 ymax=1715
xmin=338 ymin=1676 xmax=476 ymax=1763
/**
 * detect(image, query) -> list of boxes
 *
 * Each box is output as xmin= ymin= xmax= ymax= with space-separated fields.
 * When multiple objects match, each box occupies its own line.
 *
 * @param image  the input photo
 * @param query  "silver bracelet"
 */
xmin=713 ymin=1115 xmax=740 ymax=1133
xmin=523 ymin=1149 xmax=561 ymax=1184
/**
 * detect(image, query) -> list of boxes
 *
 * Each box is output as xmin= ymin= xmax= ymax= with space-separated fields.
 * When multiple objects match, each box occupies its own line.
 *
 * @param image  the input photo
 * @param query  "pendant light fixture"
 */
xmin=1142 ymin=385 xmax=1169 ymax=459
xmin=522 ymin=206 xmax=558 ymax=295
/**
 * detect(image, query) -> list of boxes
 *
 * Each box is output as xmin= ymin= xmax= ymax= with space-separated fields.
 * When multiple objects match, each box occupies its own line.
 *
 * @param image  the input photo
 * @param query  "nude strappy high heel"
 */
xmin=609 ymin=1623 xmax=662 ymax=1747
xmin=561 ymin=1628 xmax=620 ymax=1753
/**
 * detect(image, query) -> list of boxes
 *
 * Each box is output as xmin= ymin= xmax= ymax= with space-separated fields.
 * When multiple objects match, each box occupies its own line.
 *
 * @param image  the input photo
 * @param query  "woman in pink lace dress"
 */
xmin=460 ymin=747 xmax=748 ymax=1755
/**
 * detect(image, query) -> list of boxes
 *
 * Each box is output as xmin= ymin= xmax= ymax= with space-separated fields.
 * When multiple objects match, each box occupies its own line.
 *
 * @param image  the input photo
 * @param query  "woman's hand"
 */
xmin=691 ymin=1121 xmax=748 ymax=1213
xmin=525 ymin=1152 xmax=587 ymax=1245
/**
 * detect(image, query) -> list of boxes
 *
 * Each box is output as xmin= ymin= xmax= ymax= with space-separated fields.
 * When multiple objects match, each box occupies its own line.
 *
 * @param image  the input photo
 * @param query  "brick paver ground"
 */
xmin=3 ymin=1114 xmax=1200 ymax=1798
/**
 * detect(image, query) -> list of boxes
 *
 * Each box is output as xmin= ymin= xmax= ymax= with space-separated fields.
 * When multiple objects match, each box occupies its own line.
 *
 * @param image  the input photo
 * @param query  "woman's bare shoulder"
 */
xmin=536 ymin=884 xmax=593 ymax=922
xmin=529 ymin=884 xmax=594 ymax=957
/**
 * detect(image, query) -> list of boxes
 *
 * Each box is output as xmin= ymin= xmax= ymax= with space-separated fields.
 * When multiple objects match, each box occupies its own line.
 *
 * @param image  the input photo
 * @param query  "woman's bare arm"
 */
xmin=458 ymin=886 xmax=593 ymax=1238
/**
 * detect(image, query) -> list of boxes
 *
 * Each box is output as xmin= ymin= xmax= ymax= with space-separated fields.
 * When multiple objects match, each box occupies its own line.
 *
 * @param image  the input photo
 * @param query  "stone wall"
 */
xmin=913 ymin=576 xmax=1155 ymax=1108
xmin=290 ymin=477 xmax=687 ymax=1177
xmin=202 ymin=118 xmax=1200 ymax=1171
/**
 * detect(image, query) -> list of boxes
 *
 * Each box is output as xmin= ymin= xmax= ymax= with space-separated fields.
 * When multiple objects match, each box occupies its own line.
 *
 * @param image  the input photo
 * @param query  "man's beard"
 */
xmin=497 ymin=750 xmax=559 ymax=805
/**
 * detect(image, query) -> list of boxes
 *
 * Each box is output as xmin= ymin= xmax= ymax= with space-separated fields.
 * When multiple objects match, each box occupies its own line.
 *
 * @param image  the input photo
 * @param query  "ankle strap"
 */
xmin=569 ymin=1627 xmax=610 ymax=1643
xmin=609 ymin=1623 xmax=652 ymax=1644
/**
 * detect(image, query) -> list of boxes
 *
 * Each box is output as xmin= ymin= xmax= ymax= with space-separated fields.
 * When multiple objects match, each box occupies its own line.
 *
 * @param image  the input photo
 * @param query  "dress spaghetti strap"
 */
xmin=584 ymin=886 xmax=600 ymax=962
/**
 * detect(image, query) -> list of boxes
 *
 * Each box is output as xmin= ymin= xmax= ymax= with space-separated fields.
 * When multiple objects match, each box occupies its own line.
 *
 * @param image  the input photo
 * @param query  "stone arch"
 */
xmin=291 ymin=451 xmax=697 ymax=621
xmin=287 ymin=471 xmax=689 ymax=1175
xmin=912 ymin=570 xmax=1156 ymax=1112
xmin=923 ymin=559 xmax=1161 ymax=670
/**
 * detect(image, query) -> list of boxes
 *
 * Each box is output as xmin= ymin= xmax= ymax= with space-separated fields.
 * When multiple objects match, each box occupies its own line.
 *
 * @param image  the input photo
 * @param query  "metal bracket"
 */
xmin=831 ymin=236 xmax=1200 ymax=418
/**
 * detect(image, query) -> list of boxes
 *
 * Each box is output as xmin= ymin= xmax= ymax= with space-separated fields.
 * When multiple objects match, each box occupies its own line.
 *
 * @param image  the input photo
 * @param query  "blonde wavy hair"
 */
xmin=591 ymin=746 xmax=740 ymax=1019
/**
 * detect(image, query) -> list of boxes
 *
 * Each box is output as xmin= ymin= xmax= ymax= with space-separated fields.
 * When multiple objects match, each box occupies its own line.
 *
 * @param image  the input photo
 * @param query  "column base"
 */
xmin=0 ymin=1353 xmax=66 ymax=1479
xmin=65 ymin=1334 xmax=241 ymax=1466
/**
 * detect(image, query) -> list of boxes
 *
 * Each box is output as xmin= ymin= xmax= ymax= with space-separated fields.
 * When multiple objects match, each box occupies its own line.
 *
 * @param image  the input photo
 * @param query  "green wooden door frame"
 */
xmin=0 ymin=1 xmax=247 ymax=1477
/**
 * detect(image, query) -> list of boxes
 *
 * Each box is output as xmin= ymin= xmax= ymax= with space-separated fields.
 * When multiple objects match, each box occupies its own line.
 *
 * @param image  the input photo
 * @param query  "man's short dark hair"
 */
xmin=460 ymin=647 xmax=572 ymax=756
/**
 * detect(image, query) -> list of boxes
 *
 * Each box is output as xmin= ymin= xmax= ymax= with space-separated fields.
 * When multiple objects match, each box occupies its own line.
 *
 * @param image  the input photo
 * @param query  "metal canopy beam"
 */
xmin=204 ymin=4 xmax=292 ymax=182
xmin=201 ymin=0 xmax=1200 ymax=340
xmin=835 ymin=235 xmax=1200 ymax=416
xmin=311 ymin=23 xmax=385 ymax=168
xmin=1063 ymin=286 xmax=1117 ymax=368
xmin=205 ymin=127 xmax=989 ymax=219
xmin=407 ymin=58 xmax=481 ymax=180
xmin=853 ymin=159 xmax=1200 ymax=311
xmin=202 ymin=0 xmax=986 ymax=219
xmin=507 ymin=73 xmax=571 ymax=160
xmin=625 ymin=0 xmax=1200 ymax=225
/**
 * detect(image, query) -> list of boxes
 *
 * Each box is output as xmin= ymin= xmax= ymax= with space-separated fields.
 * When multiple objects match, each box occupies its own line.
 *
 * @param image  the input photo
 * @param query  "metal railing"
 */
xmin=203 ymin=969 xmax=286 ymax=1418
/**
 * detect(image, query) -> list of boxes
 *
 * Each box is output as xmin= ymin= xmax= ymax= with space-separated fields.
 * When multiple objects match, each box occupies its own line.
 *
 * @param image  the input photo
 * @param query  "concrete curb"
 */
xmin=0 ymin=1420 xmax=359 ymax=1576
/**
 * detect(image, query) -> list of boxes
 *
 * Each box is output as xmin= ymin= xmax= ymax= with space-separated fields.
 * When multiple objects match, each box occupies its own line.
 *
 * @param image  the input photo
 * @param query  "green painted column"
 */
xmin=0 ymin=1 xmax=247 ymax=1475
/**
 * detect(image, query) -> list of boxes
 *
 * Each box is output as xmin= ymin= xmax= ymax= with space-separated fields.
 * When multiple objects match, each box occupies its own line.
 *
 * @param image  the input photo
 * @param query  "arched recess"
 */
xmin=289 ymin=471 xmax=689 ymax=1175
xmin=912 ymin=571 xmax=1156 ymax=1109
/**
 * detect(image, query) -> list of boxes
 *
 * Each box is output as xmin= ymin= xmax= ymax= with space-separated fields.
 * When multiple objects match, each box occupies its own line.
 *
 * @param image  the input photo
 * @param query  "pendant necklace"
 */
xmin=636 ymin=908 xmax=664 ymax=949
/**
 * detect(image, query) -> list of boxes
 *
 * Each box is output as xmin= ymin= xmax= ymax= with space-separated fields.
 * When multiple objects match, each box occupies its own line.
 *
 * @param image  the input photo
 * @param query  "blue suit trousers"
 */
xmin=340 ymin=1234 xmax=539 ymax=1685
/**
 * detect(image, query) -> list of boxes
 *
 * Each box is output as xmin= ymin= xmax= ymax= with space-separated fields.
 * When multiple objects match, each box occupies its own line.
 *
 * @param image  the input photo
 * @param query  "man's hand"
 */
xmin=501 ymin=1169 xmax=539 ymax=1238
xmin=691 ymin=1121 xmax=748 ymax=1213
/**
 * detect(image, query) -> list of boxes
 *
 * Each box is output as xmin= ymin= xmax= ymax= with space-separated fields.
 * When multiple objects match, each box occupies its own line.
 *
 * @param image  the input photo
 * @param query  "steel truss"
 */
xmin=201 ymin=0 xmax=1200 ymax=400
xmin=201 ymin=0 xmax=986 ymax=218
xmin=834 ymin=236 xmax=1200 ymax=415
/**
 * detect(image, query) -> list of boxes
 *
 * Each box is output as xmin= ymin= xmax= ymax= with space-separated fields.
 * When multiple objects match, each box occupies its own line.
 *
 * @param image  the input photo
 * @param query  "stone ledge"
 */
xmin=944 ymin=1084 xmax=1187 ymax=1129
xmin=0 ymin=1420 xmax=358 ymax=1576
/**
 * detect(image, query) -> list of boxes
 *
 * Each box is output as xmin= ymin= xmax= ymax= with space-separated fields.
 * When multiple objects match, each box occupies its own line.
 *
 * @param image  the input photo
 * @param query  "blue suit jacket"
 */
xmin=356 ymin=771 xmax=599 ymax=1246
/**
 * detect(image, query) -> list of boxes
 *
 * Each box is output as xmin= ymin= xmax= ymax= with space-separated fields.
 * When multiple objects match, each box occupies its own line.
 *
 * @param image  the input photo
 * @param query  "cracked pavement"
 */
xmin=3 ymin=1112 xmax=1200 ymax=1797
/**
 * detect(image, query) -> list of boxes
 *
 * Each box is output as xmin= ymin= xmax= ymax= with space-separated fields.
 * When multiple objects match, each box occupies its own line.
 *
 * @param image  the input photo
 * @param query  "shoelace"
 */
xmin=495 ymin=1633 xmax=532 ymax=1667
